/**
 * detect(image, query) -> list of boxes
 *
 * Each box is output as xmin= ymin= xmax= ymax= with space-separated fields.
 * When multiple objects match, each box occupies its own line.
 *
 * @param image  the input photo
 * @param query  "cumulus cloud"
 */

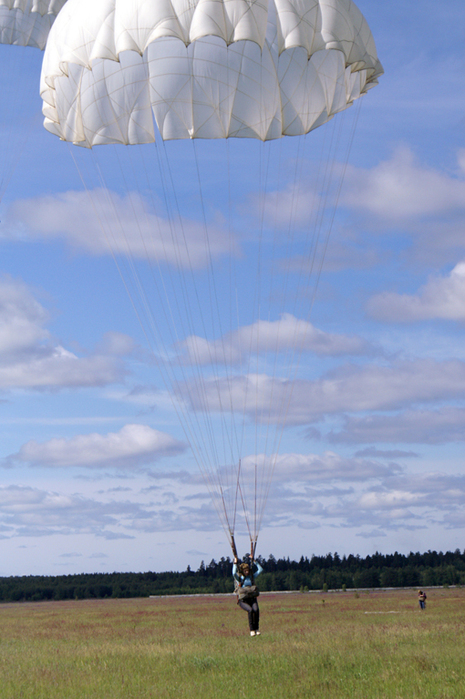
xmin=349 ymin=473 xmax=465 ymax=529
xmin=136 ymin=450 xmax=401 ymax=533
xmin=247 ymin=180 xmax=324 ymax=231
xmin=0 ymin=275 xmax=126 ymax=389
xmin=343 ymin=147 xmax=465 ymax=221
xmin=270 ymin=470 xmax=465 ymax=533
xmin=241 ymin=451 xmax=401 ymax=485
xmin=240 ymin=149 xmax=465 ymax=272
xmin=0 ymin=275 xmax=49 ymax=357
xmin=3 ymin=189 xmax=234 ymax=269
xmin=329 ymin=407 xmax=465 ymax=445
xmin=10 ymin=424 xmax=185 ymax=469
xmin=458 ymin=148 xmax=465 ymax=175
xmin=0 ymin=480 xmax=218 ymax=538
xmin=337 ymin=148 xmax=465 ymax=266
xmin=353 ymin=447 xmax=419 ymax=459
xmin=96 ymin=332 xmax=135 ymax=356
xmin=247 ymin=465 xmax=465 ymax=533
xmin=179 ymin=359 xmax=465 ymax=424
xmin=178 ymin=314 xmax=371 ymax=365
xmin=206 ymin=451 xmax=401 ymax=531
xmin=367 ymin=261 xmax=465 ymax=322
xmin=0 ymin=349 xmax=125 ymax=389
xmin=0 ymin=484 xmax=140 ymax=538
xmin=357 ymin=489 xmax=425 ymax=512
xmin=1 ymin=455 xmax=463 ymax=538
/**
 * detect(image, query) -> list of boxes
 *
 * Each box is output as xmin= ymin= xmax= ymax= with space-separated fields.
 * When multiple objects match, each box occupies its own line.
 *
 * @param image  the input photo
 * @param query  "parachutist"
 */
xmin=233 ymin=558 xmax=263 ymax=636
xmin=418 ymin=590 xmax=427 ymax=610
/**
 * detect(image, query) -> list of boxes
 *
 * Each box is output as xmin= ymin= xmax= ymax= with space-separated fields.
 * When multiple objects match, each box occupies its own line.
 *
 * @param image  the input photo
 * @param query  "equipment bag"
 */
xmin=236 ymin=584 xmax=259 ymax=600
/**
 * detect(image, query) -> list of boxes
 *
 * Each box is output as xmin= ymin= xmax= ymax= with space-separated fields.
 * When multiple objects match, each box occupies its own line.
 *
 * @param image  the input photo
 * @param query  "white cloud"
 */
xmin=179 ymin=359 xmax=465 ymax=424
xmin=265 ymin=469 xmax=465 ymax=533
xmin=329 ymin=407 xmax=465 ymax=445
xmin=336 ymin=148 xmax=465 ymax=267
xmin=146 ymin=467 xmax=465 ymax=534
xmin=241 ymin=451 xmax=400 ymax=485
xmin=11 ymin=424 xmax=185 ymax=469
xmin=0 ymin=349 xmax=125 ymax=389
xmin=387 ymin=472 xmax=465 ymax=500
xmin=458 ymin=149 xmax=465 ymax=175
xmin=0 ymin=479 xmax=217 ymax=538
xmin=352 ymin=473 xmax=465 ymax=525
xmin=253 ymin=468 xmax=465 ymax=533
xmin=0 ymin=455 xmax=463 ymax=540
xmin=178 ymin=313 xmax=371 ymax=365
xmin=96 ymin=332 xmax=135 ymax=356
xmin=367 ymin=261 xmax=465 ymax=322
xmin=343 ymin=147 xmax=465 ymax=221
xmin=0 ymin=275 xmax=125 ymax=389
xmin=358 ymin=489 xmax=424 ymax=511
xmin=203 ymin=450 xmax=401 ymax=532
xmin=3 ymin=189 xmax=235 ymax=269
xmin=0 ymin=275 xmax=49 ymax=356
xmin=354 ymin=447 xmax=419 ymax=459
xmin=246 ymin=181 xmax=324 ymax=231
xmin=0 ymin=484 xmax=142 ymax=538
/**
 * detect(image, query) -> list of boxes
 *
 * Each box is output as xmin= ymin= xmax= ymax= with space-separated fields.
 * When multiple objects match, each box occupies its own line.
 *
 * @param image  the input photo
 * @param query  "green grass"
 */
xmin=1 ymin=588 xmax=464 ymax=698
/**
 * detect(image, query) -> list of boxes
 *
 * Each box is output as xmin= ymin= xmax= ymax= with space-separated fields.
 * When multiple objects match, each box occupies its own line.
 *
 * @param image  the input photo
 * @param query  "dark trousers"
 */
xmin=238 ymin=598 xmax=259 ymax=631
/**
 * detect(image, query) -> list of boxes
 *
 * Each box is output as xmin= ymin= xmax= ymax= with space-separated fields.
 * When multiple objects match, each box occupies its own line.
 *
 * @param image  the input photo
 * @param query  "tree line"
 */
xmin=1 ymin=548 xmax=464 ymax=602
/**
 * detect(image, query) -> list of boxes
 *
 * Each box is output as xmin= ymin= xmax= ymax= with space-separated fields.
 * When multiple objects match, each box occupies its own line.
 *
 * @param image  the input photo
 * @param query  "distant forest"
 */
xmin=2 ymin=549 xmax=465 ymax=603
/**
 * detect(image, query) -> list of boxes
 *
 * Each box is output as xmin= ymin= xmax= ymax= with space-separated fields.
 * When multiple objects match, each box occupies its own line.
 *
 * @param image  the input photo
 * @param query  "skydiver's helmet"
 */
xmin=239 ymin=562 xmax=251 ymax=575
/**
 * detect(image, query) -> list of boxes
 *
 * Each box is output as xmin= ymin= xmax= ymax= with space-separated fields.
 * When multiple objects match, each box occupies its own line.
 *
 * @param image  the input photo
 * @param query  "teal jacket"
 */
xmin=232 ymin=561 xmax=263 ymax=587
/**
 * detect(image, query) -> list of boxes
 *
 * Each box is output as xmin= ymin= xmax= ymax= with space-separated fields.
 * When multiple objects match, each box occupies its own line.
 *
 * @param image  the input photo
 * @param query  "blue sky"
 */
xmin=0 ymin=0 xmax=464 ymax=576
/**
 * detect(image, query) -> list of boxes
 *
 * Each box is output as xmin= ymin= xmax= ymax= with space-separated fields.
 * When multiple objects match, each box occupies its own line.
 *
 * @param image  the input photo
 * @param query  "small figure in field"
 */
xmin=233 ymin=556 xmax=263 ymax=636
xmin=418 ymin=590 xmax=427 ymax=610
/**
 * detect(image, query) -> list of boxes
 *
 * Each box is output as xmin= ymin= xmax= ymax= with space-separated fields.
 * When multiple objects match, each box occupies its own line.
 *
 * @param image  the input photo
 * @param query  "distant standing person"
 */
xmin=418 ymin=590 xmax=427 ymax=610
xmin=233 ymin=557 xmax=263 ymax=636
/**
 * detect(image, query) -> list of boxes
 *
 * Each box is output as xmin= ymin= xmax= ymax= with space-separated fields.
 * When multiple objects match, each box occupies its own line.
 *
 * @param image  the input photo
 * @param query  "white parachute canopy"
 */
xmin=41 ymin=0 xmax=382 ymax=145
xmin=0 ymin=0 xmax=67 ymax=48
xmin=39 ymin=0 xmax=382 ymax=552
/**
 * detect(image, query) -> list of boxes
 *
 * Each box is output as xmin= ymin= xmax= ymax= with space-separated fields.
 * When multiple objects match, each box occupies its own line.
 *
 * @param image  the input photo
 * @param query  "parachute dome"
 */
xmin=0 ymin=0 xmax=67 ymax=48
xmin=40 ymin=0 xmax=383 ymax=145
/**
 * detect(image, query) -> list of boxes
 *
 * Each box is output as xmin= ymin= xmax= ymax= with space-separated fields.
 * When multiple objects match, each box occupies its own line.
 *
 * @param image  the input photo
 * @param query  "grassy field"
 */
xmin=1 ymin=588 xmax=464 ymax=699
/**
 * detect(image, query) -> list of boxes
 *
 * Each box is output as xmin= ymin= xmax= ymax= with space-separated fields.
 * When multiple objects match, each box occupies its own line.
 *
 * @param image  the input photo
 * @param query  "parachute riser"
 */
xmin=250 ymin=538 xmax=258 ymax=583
xmin=230 ymin=534 xmax=238 ymax=562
